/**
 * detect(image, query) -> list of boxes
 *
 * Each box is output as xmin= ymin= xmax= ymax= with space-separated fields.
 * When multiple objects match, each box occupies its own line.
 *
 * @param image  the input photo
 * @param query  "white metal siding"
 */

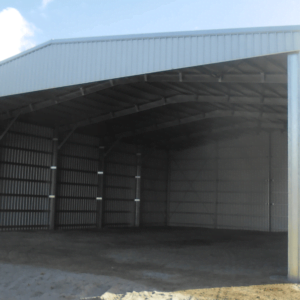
xmin=104 ymin=142 xmax=136 ymax=227
xmin=169 ymin=132 xmax=288 ymax=232
xmin=141 ymin=149 xmax=168 ymax=226
xmin=0 ymin=28 xmax=299 ymax=97
xmin=216 ymin=134 xmax=269 ymax=231
xmin=169 ymin=144 xmax=217 ymax=228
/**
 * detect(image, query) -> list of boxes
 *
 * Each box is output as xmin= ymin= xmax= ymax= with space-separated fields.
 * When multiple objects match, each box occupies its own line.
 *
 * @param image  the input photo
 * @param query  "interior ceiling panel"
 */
xmin=0 ymin=53 xmax=288 ymax=150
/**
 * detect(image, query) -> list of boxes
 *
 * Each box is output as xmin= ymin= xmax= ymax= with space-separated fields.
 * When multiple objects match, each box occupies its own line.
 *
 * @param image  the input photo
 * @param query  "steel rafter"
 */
xmin=156 ymin=121 xmax=286 ymax=145
xmin=147 ymin=73 xmax=287 ymax=83
xmin=0 ymin=76 xmax=142 ymax=121
xmin=117 ymin=110 xmax=286 ymax=139
xmin=59 ymin=94 xmax=287 ymax=131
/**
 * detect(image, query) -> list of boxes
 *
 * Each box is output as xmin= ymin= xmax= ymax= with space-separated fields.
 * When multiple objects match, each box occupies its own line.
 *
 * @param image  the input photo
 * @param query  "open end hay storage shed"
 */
xmin=0 ymin=25 xmax=300 ymax=281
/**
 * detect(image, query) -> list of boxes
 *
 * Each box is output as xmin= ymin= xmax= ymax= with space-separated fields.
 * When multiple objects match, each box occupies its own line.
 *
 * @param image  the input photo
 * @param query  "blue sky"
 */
xmin=0 ymin=0 xmax=300 ymax=61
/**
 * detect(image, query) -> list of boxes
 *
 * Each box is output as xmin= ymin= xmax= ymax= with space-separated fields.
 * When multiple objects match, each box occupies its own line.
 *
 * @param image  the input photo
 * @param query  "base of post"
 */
xmin=287 ymin=276 xmax=300 ymax=283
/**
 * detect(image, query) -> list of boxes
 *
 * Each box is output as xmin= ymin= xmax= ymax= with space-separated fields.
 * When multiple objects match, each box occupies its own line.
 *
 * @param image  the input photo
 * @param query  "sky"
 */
xmin=0 ymin=0 xmax=300 ymax=61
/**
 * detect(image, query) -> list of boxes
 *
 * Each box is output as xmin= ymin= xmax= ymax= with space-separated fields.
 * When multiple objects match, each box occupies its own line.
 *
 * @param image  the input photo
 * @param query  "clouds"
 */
xmin=0 ymin=7 xmax=35 ymax=61
xmin=41 ymin=0 xmax=54 ymax=9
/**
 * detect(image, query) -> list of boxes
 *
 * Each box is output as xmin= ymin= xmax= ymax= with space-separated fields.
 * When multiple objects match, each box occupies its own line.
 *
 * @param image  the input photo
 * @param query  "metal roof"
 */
xmin=0 ymin=25 xmax=293 ymax=149
xmin=0 ymin=25 xmax=299 ymax=97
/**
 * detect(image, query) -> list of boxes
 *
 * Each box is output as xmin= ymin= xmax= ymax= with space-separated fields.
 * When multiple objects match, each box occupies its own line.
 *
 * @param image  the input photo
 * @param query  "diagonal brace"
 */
xmin=58 ymin=125 xmax=78 ymax=150
xmin=0 ymin=113 xmax=20 ymax=141
xmin=104 ymin=139 xmax=121 ymax=157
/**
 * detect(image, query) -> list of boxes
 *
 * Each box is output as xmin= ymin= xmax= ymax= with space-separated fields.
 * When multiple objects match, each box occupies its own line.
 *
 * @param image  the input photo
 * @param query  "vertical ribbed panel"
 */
xmin=216 ymin=134 xmax=269 ymax=231
xmin=56 ymin=133 xmax=99 ymax=230
xmin=1 ymin=28 xmax=299 ymax=97
xmin=0 ymin=121 xmax=288 ymax=232
xmin=104 ymin=142 xmax=136 ymax=227
xmin=271 ymin=131 xmax=288 ymax=231
xmin=169 ymin=144 xmax=217 ymax=228
xmin=141 ymin=148 xmax=168 ymax=226
xmin=168 ymin=132 xmax=285 ymax=232
xmin=0 ymin=122 xmax=52 ymax=231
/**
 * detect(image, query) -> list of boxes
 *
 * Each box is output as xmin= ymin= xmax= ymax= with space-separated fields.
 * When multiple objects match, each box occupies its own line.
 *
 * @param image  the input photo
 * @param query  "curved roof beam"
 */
xmin=0 ymin=77 xmax=141 ymax=121
xmin=117 ymin=110 xmax=286 ymax=139
xmin=147 ymin=73 xmax=286 ymax=83
xmin=151 ymin=121 xmax=285 ymax=145
xmin=149 ymin=122 xmax=286 ymax=149
xmin=60 ymin=94 xmax=286 ymax=131
xmin=0 ymin=72 xmax=287 ymax=121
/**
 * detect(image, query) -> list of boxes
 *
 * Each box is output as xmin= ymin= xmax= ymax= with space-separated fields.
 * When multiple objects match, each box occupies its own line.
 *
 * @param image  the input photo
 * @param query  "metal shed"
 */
xmin=0 ymin=25 xmax=299 ymax=281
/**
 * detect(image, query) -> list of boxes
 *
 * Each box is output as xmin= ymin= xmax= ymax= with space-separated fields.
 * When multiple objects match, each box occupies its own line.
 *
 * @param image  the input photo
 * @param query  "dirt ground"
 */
xmin=0 ymin=227 xmax=299 ymax=299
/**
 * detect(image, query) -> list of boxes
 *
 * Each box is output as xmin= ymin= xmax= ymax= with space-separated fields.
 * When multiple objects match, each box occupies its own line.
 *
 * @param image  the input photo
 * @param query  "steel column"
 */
xmin=268 ymin=132 xmax=273 ymax=232
xmin=165 ymin=150 xmax=171 ymax=226
xmin=134 ymin=146 xmax=142 ymax=227
xmin=96 ymin=145 xmax=105 ymax=229
xmin=288 ymin=52 xmax=300 ymax=282
xmin=49 ymin=128 xmax=58 ymax=230
xmin=214 ymin=141 xmax=219 ymax=229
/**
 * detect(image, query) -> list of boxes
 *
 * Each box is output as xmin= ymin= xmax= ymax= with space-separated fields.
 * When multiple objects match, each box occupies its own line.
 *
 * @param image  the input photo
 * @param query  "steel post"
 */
xmin=49 ymin=128 xmax=58 ymax=230
xmin=96 ymin=145 xmax=105 ymax=229
xmin=166 ymin=150 xmax=171 ymax=226
xmin=134 ymin=146 xmax=142 ymax=227
xmin=268 ymin=132 xmax=272 ymax=232
xmin=214 ymin=141 xmax=219 ymax=229
xmin=288 ymin=52 xmax=300 ymax=282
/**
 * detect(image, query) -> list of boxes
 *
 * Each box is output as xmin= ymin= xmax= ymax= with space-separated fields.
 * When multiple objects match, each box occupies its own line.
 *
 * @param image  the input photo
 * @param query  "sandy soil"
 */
xmin=0 ymin=227 xmax=299 ymax=299
xmin=0 ymin=263 xmax=191 ymax=299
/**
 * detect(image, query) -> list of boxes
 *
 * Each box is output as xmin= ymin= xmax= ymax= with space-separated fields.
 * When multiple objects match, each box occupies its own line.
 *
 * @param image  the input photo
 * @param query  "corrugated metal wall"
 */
xmin=216 ymin=134 xmax=269 ymax=231
xmin=141 ymin=148 xmax=168 ymax=226
xmin=0 ymin=122 xmax=160 ymax=231
xmin=0 ymin=122 xmax=52 ymax=230
xmin=169 ymin=144 xmax=217 ymax=228
xmin=104 ymin=142 xmax=136 ymax=227
xmin=169 ymin=131 xmax=288 ymax=232
xmin=0 ymin=120 xmax=288 ymax=232
xmin=55 ymin=133 xmax=99 ymax=230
